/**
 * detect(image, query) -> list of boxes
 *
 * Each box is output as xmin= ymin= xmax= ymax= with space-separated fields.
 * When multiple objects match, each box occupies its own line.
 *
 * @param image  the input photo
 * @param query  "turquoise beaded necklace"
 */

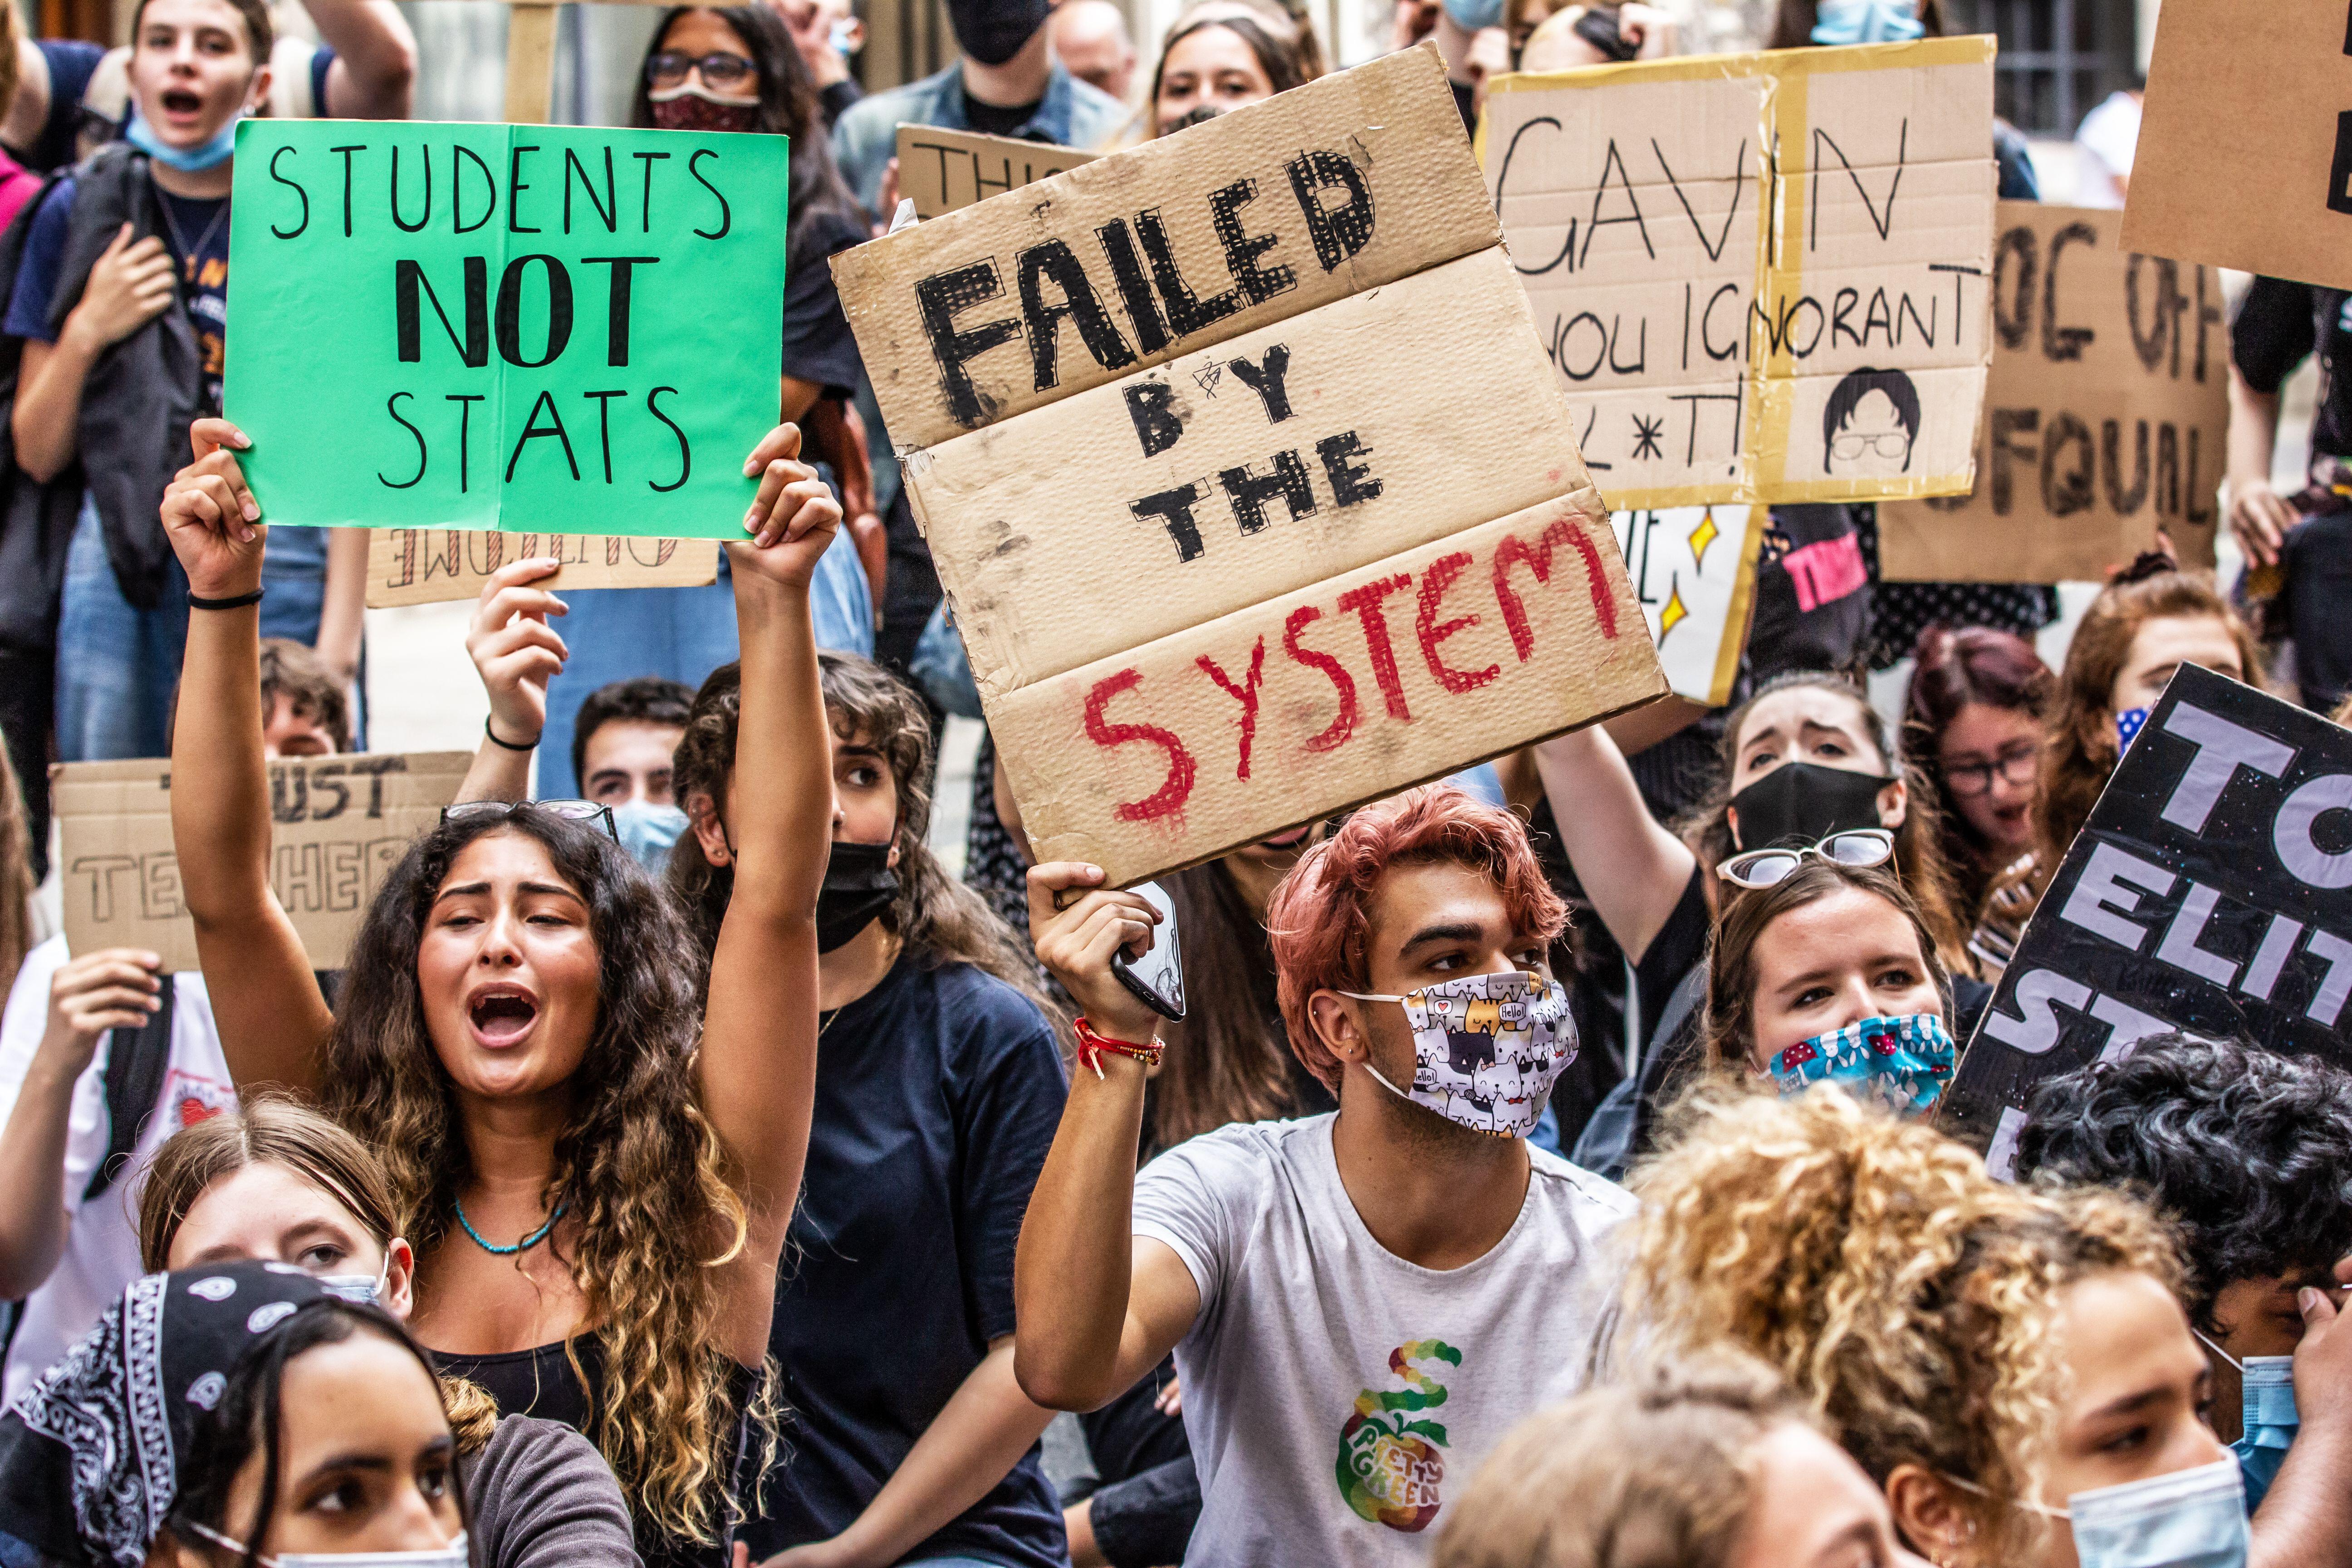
xmin=454 ymin=1197 xmax=566 ymax=1256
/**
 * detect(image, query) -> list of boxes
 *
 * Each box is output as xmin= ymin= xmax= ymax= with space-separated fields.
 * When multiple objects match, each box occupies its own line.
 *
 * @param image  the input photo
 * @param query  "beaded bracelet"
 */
xmin=1074 ymin=1015 xmax=1162 ymax=1080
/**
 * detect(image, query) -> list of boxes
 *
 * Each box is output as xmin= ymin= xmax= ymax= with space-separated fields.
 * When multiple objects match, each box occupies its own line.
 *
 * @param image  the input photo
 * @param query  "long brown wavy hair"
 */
xmin=1684 ymin=672 xmax=1969 ymax=971
xmin=1616 ymin=1085 xmax=2184 ymax=1562
xmin=0 ymin=738 xmax=33 ymax=990
xmin=669 ymin=655 xmax=1065 ymax=1032
xmin=1150 ymin=861 xmax=1297 ymax=1149
xmin=2030 ymin=566 xmax=2264 ymax=874
xmin=324 ymin=805 xmax=754 ymax=1545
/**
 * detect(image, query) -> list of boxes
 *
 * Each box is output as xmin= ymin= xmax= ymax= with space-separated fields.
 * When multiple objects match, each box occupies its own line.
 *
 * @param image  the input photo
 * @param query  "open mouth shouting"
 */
xmin=466 ymin=982 xmax=542 ymax=1049
xmin=157 ymin=87 xmax=207 ymax=122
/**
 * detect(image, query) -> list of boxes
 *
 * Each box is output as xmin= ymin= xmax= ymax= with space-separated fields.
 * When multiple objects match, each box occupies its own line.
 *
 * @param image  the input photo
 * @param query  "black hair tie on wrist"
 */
xmin=187 ymin=588 xmax=265 ymax=611
xmin=484 ymin=715 xmax=540 ymax=752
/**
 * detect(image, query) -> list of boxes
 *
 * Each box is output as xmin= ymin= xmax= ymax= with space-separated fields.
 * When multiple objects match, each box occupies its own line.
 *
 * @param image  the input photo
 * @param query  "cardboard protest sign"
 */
xmin=893 ymin=126 xmax=1096 ymax=220
xmin=2122 ymin=0 xmax=2352 ymax=295
xmin=52 ymin=753 xmax=470 ymax=972
xmin=1479 ymin=39 xmax=1997 ymax=510
xmin=1610 ymin=504 xmax=1761 ymax=707
xmin=835 ymin=45 xmax=1665 ymax=883
xmin=366 ymin=529 xmax=718 ymax=608
xmin=833 ymin=44 xmax=1505 ymax=450
xmin=224 ymin=122 xmax=790 ymax=539
xmin=1943 ymin=667 xmax=2352 ymax=1178
xmin=1879 ymin=205 xmax=2224 ymax=582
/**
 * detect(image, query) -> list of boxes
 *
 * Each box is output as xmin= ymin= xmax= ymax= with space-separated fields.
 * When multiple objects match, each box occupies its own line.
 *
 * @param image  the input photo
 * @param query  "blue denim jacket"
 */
xmin=831 ymin=59 xmax=1130 ymax=215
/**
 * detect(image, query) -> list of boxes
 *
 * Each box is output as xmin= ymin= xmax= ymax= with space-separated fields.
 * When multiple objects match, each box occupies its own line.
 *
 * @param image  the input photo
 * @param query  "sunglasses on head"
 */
xmin=1718 ymin=828 xmax=1895 ymax=891
xmin=442 ymin=799 xmax=619 ymax=843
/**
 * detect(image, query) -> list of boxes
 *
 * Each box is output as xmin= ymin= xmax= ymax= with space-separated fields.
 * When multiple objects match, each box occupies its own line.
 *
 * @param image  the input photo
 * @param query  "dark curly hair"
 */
xmin=2015 ymin=1034 xmax=2352 ymax=1330
xmin=324 ymin=804 xmax=754 ymax=1544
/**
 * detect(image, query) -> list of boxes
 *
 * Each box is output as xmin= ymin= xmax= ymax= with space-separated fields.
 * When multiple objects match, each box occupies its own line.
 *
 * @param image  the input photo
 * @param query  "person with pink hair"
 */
xmin=1012 ymin=784 xmax=1633 ymax=1566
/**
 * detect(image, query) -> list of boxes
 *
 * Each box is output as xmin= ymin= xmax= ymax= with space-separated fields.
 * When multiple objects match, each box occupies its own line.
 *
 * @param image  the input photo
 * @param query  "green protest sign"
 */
xmin=224 ymin=120 xmax=789 ymax=539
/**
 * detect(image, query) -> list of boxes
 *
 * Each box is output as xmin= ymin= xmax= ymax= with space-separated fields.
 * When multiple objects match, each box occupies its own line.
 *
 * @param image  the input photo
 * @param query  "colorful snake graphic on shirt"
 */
xmin=1336 ymin=1339 xmax=1462 ymax=1532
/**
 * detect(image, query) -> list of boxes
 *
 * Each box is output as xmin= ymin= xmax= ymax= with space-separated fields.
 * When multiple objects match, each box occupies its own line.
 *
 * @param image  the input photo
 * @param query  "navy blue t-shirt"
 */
xmin=744 ymin=956 xmax=1069 ymax=1568
xmin=15 ymin=40 xmax=103 ymax=173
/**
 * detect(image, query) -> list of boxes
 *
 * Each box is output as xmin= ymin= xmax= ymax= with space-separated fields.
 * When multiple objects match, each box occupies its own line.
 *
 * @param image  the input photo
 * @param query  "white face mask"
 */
xmin=1339 ymin=969 xmax=1575 ymax=1138
xmin=183 ymin=1522 xmax=470 ymax=1567
xmin=314 ymin=1258 xmax=390 ymax=1307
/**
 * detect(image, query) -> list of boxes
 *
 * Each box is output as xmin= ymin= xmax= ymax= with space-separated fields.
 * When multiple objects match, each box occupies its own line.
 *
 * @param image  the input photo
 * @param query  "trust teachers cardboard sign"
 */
xmin=224 ymin=122 xmax=790 ymax=537
xmin=1480 ymin=38 xmax=1997 ymax=510
xmin=1943 ymin=667 xmax=2352 ymax=1177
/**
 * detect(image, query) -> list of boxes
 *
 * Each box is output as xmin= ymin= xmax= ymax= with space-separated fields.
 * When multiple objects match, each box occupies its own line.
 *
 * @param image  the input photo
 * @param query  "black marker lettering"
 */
xmin=564 ymin=147 xmax=617 ymax=235
xmin=389 ymin=145 xmax=431 ymax=233
xmin=647 ymin=386 xmax=691 ymax=491
xmin=688 ymin=148 xmax=730 ymax=239
xmin=330 ymin=144 xmax=364 ymax=237
xmin=579 ymin=257 xmax=657 ymax=367
xmin=268 ymin=146 xmax=309 ymax=239
xmin=395 ymin=256 xmax=488 ymax=367
xmin=378 ymin=393 xmax=426 ymax=488
xmin=505 ymin=388 xmax=579 ymax=482
xmin=495 ymin=255 xmax=573 ymax=368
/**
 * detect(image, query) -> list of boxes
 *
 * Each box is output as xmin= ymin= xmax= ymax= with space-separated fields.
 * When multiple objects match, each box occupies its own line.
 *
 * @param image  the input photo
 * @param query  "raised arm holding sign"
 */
xmin=222 ymin=120 xmax=790 ymax=538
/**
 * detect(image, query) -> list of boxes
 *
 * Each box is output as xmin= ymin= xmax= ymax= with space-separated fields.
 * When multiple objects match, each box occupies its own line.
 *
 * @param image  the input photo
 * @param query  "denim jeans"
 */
xmin=54 ymin=497 xmax=188 ymax=762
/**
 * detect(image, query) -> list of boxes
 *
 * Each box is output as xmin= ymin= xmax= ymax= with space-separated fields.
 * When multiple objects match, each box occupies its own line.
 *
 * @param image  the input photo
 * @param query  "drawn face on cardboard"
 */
xmin=1826 ymin=389 xmax=1915 ymax=475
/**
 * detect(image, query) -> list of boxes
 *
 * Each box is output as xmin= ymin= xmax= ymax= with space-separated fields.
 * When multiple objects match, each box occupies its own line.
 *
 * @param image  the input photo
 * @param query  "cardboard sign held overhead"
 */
xmin=2122 ymin=0 xmax=2352 ymax=294
xmin=834 ymin=44 xmax=1504 ymax=451
xmin=1480 ymin=39 xmax=1997 ymax=510
xmin=834 ymin=45 xmax=1665 ymax=884
xmin=893 ymin=126 xmax=1096 ymax=220
xmin=53 ymin=753 xmax=470 ymax=972
xmin=366 ymin=529 xmax=719 ymax=607
xmin=1879 ymin=205 xmax=2225 ymax=582
xmin=224 ymin=122 xmax=790 ymax=539
xmin=1610 ymin=504 xmax=1761 ymax=708
xmin=1942 ymin=667 xmax=2352 ymax=1176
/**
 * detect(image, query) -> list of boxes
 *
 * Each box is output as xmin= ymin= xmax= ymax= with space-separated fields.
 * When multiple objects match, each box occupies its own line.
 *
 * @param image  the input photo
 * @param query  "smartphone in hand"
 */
xmin=1111 ymin=881 xmax=1186 ymax=1021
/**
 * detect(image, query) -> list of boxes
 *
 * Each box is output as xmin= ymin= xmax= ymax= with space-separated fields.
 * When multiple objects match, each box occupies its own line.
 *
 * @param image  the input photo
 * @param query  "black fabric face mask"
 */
xmin=946 ymin=0 xmax=1049 ymax=65
xmin=1727 ymin=761 xmax=1894 ymax=852
xmin=817 ymin=838 xmax=900 ymax=953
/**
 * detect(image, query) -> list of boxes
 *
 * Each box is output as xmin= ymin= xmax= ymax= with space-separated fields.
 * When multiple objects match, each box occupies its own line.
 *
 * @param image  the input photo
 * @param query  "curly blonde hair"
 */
xmin=325 ymin=807 xmax=759 ymax=1546
xmin=1614 ymin=1085 xmax=2182 ymax=1560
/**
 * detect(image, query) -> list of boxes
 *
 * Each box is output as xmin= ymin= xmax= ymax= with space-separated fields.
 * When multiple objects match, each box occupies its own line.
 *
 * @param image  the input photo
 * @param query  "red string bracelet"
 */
xmin=1074 ymin=1016 xmax=1161 ymax=1080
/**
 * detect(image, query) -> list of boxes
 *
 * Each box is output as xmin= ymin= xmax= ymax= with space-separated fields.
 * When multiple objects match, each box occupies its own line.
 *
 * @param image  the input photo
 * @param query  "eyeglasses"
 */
xmin=1941 ymin=743 xmax=2038 ymax=799
xmin=1829 ymin=432 xmax=1911 ymax=461
xmin=442 ymin=799 xmax=619 ymax=843
xmin=645 ymin=50 xmax=757 ymax=89
xmin=1719 ymin=829 xmax=1895 ymax=891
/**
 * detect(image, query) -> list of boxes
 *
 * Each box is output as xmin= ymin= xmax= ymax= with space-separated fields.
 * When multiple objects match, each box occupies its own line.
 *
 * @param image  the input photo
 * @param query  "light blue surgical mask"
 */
xmin=124 ymin=105 xmax=241 ymax=172
xmin=2059 ymin=1458 xmax=2249 ymax=1568
xmin=1440 ymin=0 xmax=1505 ymax=34
xmin=829 ymin=17 xmax=859 ymax=54
xmin=1810 ymin=0 xmax=1925 ymax=45
xmin=1765 ymin=1012 xmax=1955 ymax=1116
xmin=2197 ymin=1330 xmax=2298 ymax=1513
xmin=315 ymin=1258 xmax=389 ymax=1307
xmin=612 ymin=801 xmax=689 ymax=872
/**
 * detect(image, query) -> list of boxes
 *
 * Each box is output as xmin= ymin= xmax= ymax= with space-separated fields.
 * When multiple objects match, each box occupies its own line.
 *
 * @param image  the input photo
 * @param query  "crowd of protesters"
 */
xmin=0 ymin=0 xmax=2347 ymax=1566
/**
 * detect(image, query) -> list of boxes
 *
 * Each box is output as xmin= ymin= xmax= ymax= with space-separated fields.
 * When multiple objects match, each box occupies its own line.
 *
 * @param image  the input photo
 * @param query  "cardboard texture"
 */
xmin=1878 ymin=205 xmax=2225 ymax=582
xmin=894 ymin=126 xmax=1097 ymax=220
xmin=1943 ymin=668 xmax=2352 ymax=1176
xmin=1610 ymin=504 xmax=1761 ymax=706
xmin=832 ymin=44 xmax=1501 ymax=451
xmin=2121 ymin=0 xmax=2352 ymax=294
xmin=366 ymin=529 xmax=719 ymax=607
xmin=52 ymin=752 xmax=471 ymax=972
xmin=835 ymin=46 xmax=1664 ymax=884
xmin=1479 ymin=38 xmax=1997 ymax=510
xmin=991 ymin=493 xmax=1662 ymax=874
xmin=224 ymin=121 xmax=791 ymax=539
xmin=917 ymin=248 xmax=1591 ymax=698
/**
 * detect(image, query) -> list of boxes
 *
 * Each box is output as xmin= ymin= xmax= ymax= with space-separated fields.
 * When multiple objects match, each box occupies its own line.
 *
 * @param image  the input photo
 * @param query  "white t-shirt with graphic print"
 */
xmin=1131 ymin=1113 xmax=1634 ymax=1567
xmin=0 ymin=935 xmax=234 ymax=1406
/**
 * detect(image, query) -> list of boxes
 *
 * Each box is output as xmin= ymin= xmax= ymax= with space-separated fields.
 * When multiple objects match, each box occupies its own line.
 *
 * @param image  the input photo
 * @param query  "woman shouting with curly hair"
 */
xmin=153 ymin=415 xmax=842 ymax=1568
xmin=1615 ymin=1086 xmax=2238 ymax=1568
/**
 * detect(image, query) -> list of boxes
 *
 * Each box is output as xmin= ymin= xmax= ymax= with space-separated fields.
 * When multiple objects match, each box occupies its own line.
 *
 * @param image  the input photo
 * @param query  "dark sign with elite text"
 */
xmin=224 ymin=122 xmax=789 ymax=537
xmin=1945 ymin=666 xmax=2352 ymax=1176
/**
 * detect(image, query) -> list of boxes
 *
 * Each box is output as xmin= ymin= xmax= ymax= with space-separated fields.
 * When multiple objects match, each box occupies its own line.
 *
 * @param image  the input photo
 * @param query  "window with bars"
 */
xmin=1943 ymin=0 xmax=2141 ymax=137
